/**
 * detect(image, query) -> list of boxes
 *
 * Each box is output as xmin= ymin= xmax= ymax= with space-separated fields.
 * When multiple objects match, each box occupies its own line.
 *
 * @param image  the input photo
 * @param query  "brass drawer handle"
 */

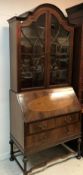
xmin=69 ymin=116 xmax=72 ymax=121
xmin=64 ymin=116 xmax=72 ymax=123
xmin=38 ymin=124 xmax=47 ymax=130
xmin=38 ymin=134 xmax=47 ymax=142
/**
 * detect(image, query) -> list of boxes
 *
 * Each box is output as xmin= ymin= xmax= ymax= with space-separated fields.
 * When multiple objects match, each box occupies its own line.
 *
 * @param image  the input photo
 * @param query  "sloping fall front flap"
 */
xmin=17 ymin=87 xmax=81 ymax=123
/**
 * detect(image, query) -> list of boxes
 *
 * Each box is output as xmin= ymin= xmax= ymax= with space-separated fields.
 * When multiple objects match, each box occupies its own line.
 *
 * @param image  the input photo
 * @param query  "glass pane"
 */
xmin=50 ymin=15 xmax=70 ymax=85
xmin=20 ymin=14 xmax=45 ymax=89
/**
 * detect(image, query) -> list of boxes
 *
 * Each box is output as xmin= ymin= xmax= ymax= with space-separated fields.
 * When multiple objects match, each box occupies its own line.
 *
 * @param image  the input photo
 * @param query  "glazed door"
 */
xmin=20 ymin=14 xmax=46 ymax=89
xmin=48 ymin=14 xmax=73 ymax=87
xmin=19 ymin=9 xmax=73 ymax=90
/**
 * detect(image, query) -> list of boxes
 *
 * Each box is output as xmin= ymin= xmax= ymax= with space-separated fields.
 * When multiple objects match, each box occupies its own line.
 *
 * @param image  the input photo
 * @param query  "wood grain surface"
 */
xmin=17 ymin=87 xmax=81 ymax=122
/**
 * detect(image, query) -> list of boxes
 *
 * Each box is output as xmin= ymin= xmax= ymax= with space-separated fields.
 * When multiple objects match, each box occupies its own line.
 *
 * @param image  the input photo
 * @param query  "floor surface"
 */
xmin=0 ymin=157 xmax=83 ymax=175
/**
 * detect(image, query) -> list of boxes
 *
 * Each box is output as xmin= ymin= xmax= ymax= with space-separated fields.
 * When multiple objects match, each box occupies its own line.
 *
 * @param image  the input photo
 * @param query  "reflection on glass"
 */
xmin=50 ymin=15 xmax=70 ymax=85
xmin=20 ymin=14 xmax=45 ymax=88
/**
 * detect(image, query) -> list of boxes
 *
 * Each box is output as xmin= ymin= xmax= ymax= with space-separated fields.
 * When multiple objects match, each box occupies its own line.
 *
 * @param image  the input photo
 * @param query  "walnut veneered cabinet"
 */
xmin=8 ymin=4 xmax=81 ymax=175
xmin=8 ymin=3 xmax=74 ymax=92
xmin=66 ymin=2 xmax=83 ymax=157
xmin=66 ymin=3 xmax=83 ymax=111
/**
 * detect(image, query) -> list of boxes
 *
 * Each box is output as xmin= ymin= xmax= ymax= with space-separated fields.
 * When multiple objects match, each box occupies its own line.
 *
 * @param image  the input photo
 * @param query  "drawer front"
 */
xmin=26 ymin=113 xmax=80 ymax=135
xmin=25 ymin=122 xmax=81 ymax=154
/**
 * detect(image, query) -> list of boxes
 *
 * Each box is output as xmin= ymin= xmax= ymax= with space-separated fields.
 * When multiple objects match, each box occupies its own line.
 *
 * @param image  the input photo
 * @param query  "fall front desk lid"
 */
xmin=17 ymin=87 xmax=81 ymax=123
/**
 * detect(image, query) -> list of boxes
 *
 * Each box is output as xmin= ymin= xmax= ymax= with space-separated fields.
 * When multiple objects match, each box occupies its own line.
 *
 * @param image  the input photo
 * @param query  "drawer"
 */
xmin=47 ymin=113 xmax=80 ymax=129
xmin=25 ymin=113 xmax=80 ymax=135
xmin=62 ymin=113 xmax=80 ymax=125
xmin=25 ymin=122 xmax=81 ymax=154
xmin=28 ymin=120 xmax=48 ymax=134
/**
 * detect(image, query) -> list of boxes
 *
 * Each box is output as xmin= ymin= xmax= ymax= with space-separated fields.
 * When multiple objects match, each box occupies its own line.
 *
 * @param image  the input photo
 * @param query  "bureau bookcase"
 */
xmin=8 ymin=4 xmax=81 ymax=175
